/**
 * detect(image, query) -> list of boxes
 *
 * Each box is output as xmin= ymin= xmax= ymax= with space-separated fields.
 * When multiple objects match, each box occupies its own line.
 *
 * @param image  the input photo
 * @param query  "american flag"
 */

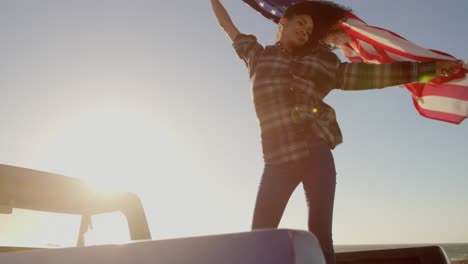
xmin=242 ymin=0 xmax=294 ymax=22
xmin=241 ymin=0 xmax=467 ymax=124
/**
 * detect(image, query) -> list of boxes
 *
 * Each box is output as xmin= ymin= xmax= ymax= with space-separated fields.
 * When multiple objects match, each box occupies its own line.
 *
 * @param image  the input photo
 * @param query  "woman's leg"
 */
xmin=251 ymin=162 xmax=301 ymax=229
xmin=298 ymin=138 xmax=337 ymax=264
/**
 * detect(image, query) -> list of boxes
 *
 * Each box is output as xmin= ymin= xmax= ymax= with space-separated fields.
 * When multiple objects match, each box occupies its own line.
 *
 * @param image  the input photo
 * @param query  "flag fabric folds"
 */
xmin=241 ymin=0 xmax=467 ymax=124
xmin=338 ymin=14 xmax=467 ymax=124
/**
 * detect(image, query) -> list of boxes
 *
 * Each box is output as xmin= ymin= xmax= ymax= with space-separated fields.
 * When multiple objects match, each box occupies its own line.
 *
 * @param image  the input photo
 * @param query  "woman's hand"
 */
xmin=436 ymin=60 xmax=464 ymax=77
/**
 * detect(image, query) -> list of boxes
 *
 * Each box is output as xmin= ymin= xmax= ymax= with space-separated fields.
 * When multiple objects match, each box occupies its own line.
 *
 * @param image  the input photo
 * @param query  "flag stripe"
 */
xmin=421 ymin=82 xmax=468 ymax=101
xmin=416 ymin=96 xmax=468 ymax=116
xmin=341 ymin=20 xmax=456 ymax=60
xmin=340 ymin=23 xmax=455 ymax=62
xmin=414 ymin=98 xmax=466 ymax=124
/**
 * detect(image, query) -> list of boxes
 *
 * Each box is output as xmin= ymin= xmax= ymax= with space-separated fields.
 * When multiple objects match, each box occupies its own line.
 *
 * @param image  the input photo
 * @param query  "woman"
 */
xmin=210 ymin=1 xmax=462 ymax=263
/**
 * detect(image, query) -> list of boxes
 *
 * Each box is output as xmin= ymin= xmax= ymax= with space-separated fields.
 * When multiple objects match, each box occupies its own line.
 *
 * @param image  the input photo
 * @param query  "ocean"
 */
xmin=335 ymin=243 xmax=468 ymax=261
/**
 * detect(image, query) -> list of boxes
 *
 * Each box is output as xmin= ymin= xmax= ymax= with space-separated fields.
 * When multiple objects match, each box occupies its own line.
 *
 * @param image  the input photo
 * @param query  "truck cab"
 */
xmin=0 ymin=164 xmax=151 ymax=251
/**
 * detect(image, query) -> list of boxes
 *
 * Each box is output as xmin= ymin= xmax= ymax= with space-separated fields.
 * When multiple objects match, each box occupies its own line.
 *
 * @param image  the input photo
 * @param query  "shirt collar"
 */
xmin=275 ymin=41 xmax=293 ymax=55
xmin=275 ymin=41 xmax=323 ymax=58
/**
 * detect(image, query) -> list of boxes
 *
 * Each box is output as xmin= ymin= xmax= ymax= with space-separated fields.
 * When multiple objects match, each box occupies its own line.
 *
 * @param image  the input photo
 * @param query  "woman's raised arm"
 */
xmin=210 ymin=0 xmax=241 ymax=42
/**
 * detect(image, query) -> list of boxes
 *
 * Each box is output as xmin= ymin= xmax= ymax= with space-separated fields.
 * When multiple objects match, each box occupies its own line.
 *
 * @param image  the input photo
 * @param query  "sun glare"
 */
xmin=1 ymin=106 xmax=195 ymax=246
xmin=43 ymin=107 xmax=180 ymax=192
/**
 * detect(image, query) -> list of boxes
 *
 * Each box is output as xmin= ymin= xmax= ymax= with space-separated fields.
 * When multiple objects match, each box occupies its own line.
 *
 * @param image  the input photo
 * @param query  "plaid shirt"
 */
xmin=233 ymin=34 xmax=436 ymax=164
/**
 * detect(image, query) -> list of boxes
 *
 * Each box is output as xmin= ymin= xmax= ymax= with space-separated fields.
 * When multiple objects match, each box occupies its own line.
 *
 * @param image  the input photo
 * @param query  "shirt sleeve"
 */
xmin=335 ymin=61 xmax=437 ymax=91
xmin=232 ymin=34 xmax=264 ymax=74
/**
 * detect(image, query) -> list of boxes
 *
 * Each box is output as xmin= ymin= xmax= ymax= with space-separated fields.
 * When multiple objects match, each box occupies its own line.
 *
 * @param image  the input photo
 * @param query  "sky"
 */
xmin=0 ymin=0 xmax=467 ymax=246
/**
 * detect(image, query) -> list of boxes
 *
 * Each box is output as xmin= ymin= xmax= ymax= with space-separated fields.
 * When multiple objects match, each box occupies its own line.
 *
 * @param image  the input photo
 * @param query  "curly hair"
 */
xmin=282 ymin=1 xmax=351 ymax=55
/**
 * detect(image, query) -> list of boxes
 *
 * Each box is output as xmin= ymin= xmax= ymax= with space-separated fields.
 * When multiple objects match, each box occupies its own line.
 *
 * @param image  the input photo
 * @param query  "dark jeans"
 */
xmin=252 ymin=136 xmax=337 ymax=264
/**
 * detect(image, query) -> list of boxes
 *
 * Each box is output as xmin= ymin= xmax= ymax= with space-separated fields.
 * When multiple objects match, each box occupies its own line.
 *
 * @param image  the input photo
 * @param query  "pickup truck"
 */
xmin=0 ymin=164 xmax=452 ymax=264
